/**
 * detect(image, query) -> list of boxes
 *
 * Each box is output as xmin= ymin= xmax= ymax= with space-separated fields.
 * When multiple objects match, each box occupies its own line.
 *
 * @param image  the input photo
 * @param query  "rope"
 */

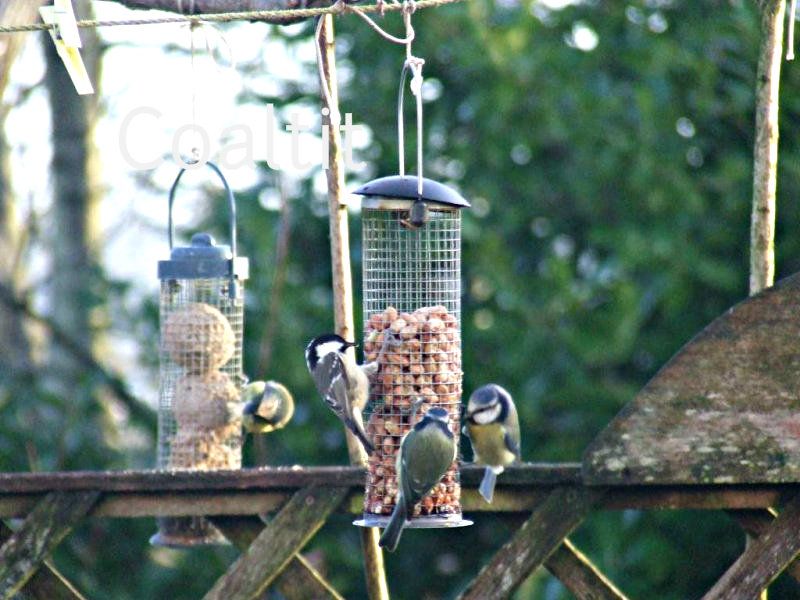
xmin=0 ymin=0 xmax=464 ymax=34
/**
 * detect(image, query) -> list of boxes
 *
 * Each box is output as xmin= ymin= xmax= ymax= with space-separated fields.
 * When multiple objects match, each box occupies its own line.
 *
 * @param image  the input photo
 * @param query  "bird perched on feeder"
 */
xmin=463 ymin=383 xmax=521 ymax=503
xmin=379 ymin=407 xmax=456 ymax=552
xmin=305 ymin=333 xmax=379 ymax=454
xmin=241 ymin=381 xmax=295 ymax=435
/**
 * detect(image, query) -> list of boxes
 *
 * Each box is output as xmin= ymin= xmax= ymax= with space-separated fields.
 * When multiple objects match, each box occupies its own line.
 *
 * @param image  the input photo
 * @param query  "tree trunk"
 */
xmin=0 ymin=1 xmax=42 ymax=375
xmin=42 ymin=0 xmax=112 ymax=459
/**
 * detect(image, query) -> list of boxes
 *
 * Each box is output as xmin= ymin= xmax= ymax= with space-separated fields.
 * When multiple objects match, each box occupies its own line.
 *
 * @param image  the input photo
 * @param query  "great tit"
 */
xmin=305 ymin=333 xmax=379 ymax=454
xmin=379 ymin=406 xmax=456 ymax=552
xmin=463 ymin=384 xmax=521 ymax=503
xmin=241 ymin=380 xmax=295 ymax=434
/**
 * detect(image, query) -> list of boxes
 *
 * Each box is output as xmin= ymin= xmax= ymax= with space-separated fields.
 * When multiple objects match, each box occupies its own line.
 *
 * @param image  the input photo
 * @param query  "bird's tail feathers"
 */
xmin=346 ymin=416 xmax=375 ymax=455
xmin=479 ymin=466 xmax=501 ymax=503
xmin=379 ymin=498 xmax=408 ymax=552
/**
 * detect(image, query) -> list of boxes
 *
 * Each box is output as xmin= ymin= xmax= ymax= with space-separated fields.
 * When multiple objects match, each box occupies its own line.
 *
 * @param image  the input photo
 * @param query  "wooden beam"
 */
xmin=728 ymin=509 xmax=800 ymax=585
xmin=703 ymin=493 xmax=800 ymax=599
xmin=545 ymin=538 xmax=629 ymax=600
xmin=211 ymin=515 xmax=344 ymax=600
xmin=0 ymin=464 xmax=581 ymax=494
xmin=457 ymin=487 xmax=602 ymax=600
xmin=0 ymin=467 xmax=794 ymax=519
xmin=0 ymin=522 xmax=85 ymax=600
xmin=203 ymin=486 xmax=348 ymax=600
xmin=0 ymin=491 xmax=99 ymax=599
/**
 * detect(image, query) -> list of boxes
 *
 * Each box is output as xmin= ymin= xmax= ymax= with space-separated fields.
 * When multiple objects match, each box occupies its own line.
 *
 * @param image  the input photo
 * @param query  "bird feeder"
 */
xmin=150 ymin=162 xmax=249 ymax=547
xmin=354 ymin=174 xmax=472 ymax=530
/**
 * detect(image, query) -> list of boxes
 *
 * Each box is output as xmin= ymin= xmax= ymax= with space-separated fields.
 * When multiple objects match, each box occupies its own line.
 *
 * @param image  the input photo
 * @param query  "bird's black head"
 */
xmin=305 ymin=333 xmax=356 ymax=371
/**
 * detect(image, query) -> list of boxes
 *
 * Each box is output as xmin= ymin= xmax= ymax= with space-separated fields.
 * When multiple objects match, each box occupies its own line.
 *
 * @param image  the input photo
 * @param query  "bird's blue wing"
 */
xmin=504 ymin=430 xmax=521 ymax=461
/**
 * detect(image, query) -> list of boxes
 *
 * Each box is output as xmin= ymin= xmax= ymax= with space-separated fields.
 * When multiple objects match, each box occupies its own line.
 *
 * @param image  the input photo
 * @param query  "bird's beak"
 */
xmin=345 ymin=340 xmax=358 ymax=348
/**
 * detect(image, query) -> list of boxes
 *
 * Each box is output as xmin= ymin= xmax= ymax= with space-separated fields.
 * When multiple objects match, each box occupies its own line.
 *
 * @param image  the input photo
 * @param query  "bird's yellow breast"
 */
xmin=467 ymin=423 xmax=517 ymax=467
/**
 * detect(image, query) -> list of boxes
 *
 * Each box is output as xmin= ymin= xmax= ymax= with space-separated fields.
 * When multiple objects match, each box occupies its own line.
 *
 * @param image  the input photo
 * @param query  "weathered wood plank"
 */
xmin=0 ymin=463 xmax=581 ymax=494
xmin=0 ymin=491 xmax=99 ymax=599
xmin=545 ymin=538 xmax=629 ymax=600
xmin=0 ymin=482 xmax=795 ymax=519
xmin=211 ymin=515 xmax=344 ymax=600
xmin=0 ymin=522 xmax=85 ymax=600
xmin=728 ymin=509 xmax=800 ymax=585
xmin=584 ymin=271 xmax=800 ymax=485
xmin=457 ymin=487 xmax=603 ymax=600
xmin=703 ymin=494 xmax=800 ymax=599
xmin=203 ymin=486 xmax=348 ymax=600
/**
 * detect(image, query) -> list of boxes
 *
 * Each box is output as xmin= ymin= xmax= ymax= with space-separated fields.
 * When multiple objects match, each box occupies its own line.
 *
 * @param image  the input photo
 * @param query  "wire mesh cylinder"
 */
xmin=360 ymin=197 xmax=466 ymax=526
xmin=152 ymin=274 xmax=246 ymax=547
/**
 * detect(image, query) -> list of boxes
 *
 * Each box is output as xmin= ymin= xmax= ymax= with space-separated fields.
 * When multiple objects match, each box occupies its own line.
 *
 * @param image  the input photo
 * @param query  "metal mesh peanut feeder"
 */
xmin=151 ymin=162 xmax=249 ymax=547
xmin=353 ymin=175 xmax=472 ymax=530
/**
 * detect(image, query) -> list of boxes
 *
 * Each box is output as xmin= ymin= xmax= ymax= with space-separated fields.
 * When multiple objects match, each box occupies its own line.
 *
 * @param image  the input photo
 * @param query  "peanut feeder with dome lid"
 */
xmin=353 ymin=174 xmax=471 ymax=531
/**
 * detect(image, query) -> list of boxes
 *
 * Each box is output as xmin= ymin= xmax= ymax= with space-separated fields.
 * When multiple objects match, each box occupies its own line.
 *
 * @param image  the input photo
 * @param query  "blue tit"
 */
xmin=241 ymin=381 xmax=295 ymax=435
xmin=379 ymin=407 xmax=456 ymax=552
xmin=463 ymin=384 xmax=521 ymax=503
xmin=305 ymin=333 xmax=379 ymax=454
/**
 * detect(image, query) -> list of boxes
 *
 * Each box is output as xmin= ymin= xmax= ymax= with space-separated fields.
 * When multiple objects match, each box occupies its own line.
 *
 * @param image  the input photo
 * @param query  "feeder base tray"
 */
xmin=150 ymin=517 xmax=230 ymax=548
xmin=353 ymin=513 xmax=473 ymax=529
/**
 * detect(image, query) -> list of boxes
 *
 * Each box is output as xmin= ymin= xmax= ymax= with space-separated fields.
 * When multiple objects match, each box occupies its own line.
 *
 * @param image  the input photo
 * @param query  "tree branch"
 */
xmin=101 ymin=0 xmax=330 ymax=16
xmin=0 ymin=282 xmax=157 ymax=434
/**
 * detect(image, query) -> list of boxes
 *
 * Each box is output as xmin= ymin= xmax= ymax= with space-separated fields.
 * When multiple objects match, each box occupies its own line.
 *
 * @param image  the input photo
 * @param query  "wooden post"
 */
xmin=729 ymin=510 xmax=800 ymax=584
xmin=545 ymin=538 xmax=629 ymax=600
xmin=744 ymin=3 xmax=786 ymax=595
xmin=0 ymin=491 xmax=99 ymax=599
xmin=457 ymin=487 xmax=602 ymax=600
xmin=0 ymin=522 xmax=85 ymax=600
xmin=703 ymin=494 xmax=800 ymax=599
xmin=211 ymin=515 xmax=345 ymax=600
xmin=318 ymin=14 xmax=390 ymax=600
xmin=749 ymin=0 xmax=785 ymax=294
xmin=203 ymin=486 xmax=348 ymax=600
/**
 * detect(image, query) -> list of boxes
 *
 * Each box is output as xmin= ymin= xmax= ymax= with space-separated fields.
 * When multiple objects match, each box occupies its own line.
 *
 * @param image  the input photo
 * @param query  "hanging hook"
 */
xmin=397 ymin=59 xmax=427 ymax=229
xmin=396 ymin=1 xmax=427 ymax=228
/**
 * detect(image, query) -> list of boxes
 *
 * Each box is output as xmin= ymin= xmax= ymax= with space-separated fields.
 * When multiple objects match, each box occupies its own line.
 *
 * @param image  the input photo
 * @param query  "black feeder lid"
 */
xmin=158 ymin=232 xmax=249 ymax=281
xmin=354 ymin=175 xmax=470 ymax=209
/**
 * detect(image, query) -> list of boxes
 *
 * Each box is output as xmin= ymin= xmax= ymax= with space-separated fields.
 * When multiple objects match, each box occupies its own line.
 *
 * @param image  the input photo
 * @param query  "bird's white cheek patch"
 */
xmin=473 ymin=405 xmax=502 ymax=425
xmin=315 ymin=341 xmax=344 ymax=360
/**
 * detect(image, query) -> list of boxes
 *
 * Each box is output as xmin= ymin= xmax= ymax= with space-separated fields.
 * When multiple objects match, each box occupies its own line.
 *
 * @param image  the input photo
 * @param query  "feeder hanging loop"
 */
xmin=168 ymin=161 xmax=239 ymax=298
xmin=397 ymin=57 xmax=426 ymax=203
